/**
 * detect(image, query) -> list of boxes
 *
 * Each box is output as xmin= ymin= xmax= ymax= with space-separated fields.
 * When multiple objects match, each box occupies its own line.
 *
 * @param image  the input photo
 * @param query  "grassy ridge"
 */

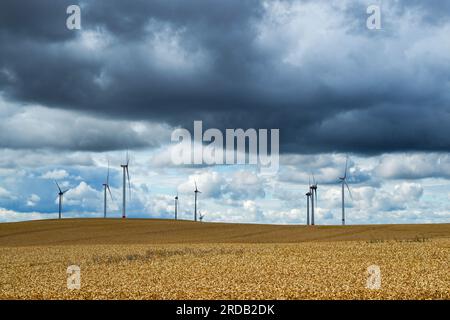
xmin=0 ymin=218 xmax=449 ymax=246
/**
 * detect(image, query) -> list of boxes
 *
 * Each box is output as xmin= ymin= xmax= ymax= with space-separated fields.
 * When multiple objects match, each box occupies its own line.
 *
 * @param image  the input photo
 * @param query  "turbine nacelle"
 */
xmin=55 ymin=181 xmax=69 ymax=195
xmin=194 ymin=181 xmax=201 ymax=194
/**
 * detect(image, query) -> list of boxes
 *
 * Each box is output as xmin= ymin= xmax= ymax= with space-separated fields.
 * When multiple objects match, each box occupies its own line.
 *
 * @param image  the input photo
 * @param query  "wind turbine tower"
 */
xmin=339 ymin=157 xmax=353 ymax=225
xmin=120 ymin=153 xmax=131 ymax=219
xmin=174 ymin=193 xmax=178 ymax=220
xmin=305 ymin=191 xmax=311 ymax=225
xmin=194 ymin=182 xmax=201 ymax=222
xmin=55 ymin=181 xmax=69 ymax=219
xmin=311 ymin=175 xmax=318 ymax=225
xmin=309 ymin=177 xmax=315 ymax=225
xmin=103 ymin=161 xmax=113 ymax=218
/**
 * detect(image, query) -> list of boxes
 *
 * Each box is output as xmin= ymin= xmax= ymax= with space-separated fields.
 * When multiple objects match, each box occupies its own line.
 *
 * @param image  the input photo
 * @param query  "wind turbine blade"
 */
xmin=55 ymin=181 xmax=62 ymax=193
xmin=345 ymin=181 xmax=353 ymax=200
xmin=126 ymin=167 xmax=131 ymax=197
xmin=194 ymin=181 xmax=198 ymax=191
xmin=312 ymin=174 xmax=316 ymax=185
xmin=344 ymin=156 xmax=349 ymax=179
xmin=107 ymin=185 xmax=114 ymax=201
xmin=106 ymin=160 xmax=110 ymax=185
xmin=126 ymin=151 xmax=129 ymax=166
xmin=315 ymin=189 xmax=318 ymax=203
xmin=62 ymin=189 xmax=70 ymax=194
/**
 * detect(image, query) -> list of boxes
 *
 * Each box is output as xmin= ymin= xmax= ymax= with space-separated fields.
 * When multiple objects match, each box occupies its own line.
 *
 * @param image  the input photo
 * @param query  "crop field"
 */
xmin=0 ymin=219 xmax=449 ymax=299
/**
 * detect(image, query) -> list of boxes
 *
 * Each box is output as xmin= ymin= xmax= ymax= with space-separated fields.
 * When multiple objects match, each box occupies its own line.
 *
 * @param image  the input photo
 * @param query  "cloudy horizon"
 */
xmin=0 ymin=0 xmax=449 ymax=224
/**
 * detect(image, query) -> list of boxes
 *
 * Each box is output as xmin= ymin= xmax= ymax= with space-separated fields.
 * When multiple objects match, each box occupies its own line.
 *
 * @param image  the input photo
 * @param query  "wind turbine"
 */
xmin=199 ymin=212 xmax=205 ymax=222
xmin=339 ymin=156 xmax=353 ymax=226
xmin=174 ymin=193 xmax=179 ymax=220
xmin=120 ymin=152 xmax=131 ymax=219
xmin=308 ymin=176 xmax=315 ymax=225
xmin=194 ymin=181 xmax=201 ymax=222
xmin=55 ymin=181 xmax=69 ymax=219
xmin=311 ymin=174 xmax=318 ymax=225
xmin=305 ymin=190 xmax=311 ymax=225
xmin=102 ymin=161 xmax=114 ymax=218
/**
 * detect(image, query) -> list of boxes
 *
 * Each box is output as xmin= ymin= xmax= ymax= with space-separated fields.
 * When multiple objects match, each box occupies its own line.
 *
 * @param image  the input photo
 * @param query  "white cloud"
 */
xmin=278 ymin=154 xmax=371 ymax=184
xmin=0 ymin=95 xmax=172 ymax=151
xmin=374 ymin=153 xmax=450 ymax=179
xmin=26 ymin=194 xmax=40 ymax=207
xmin=0 ymin=149 xmax=95 ymax=168
xmin=41 ymin=169 xmax=69 ymax=180
xmin=227 ymin=171 xmax=266 ymax=200
xmin=394 ymin=182 xmax=423 ymax=201
xmin=0 ymin=207 xmax=50 ymax=222
xmin=64 ymin=181 xmax=102 ymax=209
xmin=0 ymin=186 xmax=14 ymax=199
xmin=178 ymin=171 xmax=226 ymax=198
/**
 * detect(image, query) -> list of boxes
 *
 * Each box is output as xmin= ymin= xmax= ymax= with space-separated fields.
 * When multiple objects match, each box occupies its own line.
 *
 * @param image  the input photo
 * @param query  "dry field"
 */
xmin=0 ymin=219 xmax=449 ymax=299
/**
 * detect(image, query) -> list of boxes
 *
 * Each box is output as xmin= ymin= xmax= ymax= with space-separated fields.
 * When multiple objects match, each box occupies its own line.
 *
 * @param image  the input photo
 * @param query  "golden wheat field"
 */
xmin=0 ymin=219 xmax=449 ymax=299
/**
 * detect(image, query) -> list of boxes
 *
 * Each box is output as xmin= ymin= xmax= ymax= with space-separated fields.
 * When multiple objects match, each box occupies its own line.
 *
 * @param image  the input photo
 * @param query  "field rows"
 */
xmin=1 ymin=239 xmax=448 ymax=299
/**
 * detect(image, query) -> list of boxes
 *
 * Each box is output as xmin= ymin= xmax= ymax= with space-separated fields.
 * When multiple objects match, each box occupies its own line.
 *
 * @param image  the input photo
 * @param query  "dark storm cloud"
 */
xmin=0 ymin=0 xmax=75 ymax=41
xmin=0 ymin=0 xmax=449 ymax=154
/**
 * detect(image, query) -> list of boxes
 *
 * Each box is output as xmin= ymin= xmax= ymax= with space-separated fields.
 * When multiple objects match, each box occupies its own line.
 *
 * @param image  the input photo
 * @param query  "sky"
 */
xmin=0 ymin=0 xmax=449 ymax=224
